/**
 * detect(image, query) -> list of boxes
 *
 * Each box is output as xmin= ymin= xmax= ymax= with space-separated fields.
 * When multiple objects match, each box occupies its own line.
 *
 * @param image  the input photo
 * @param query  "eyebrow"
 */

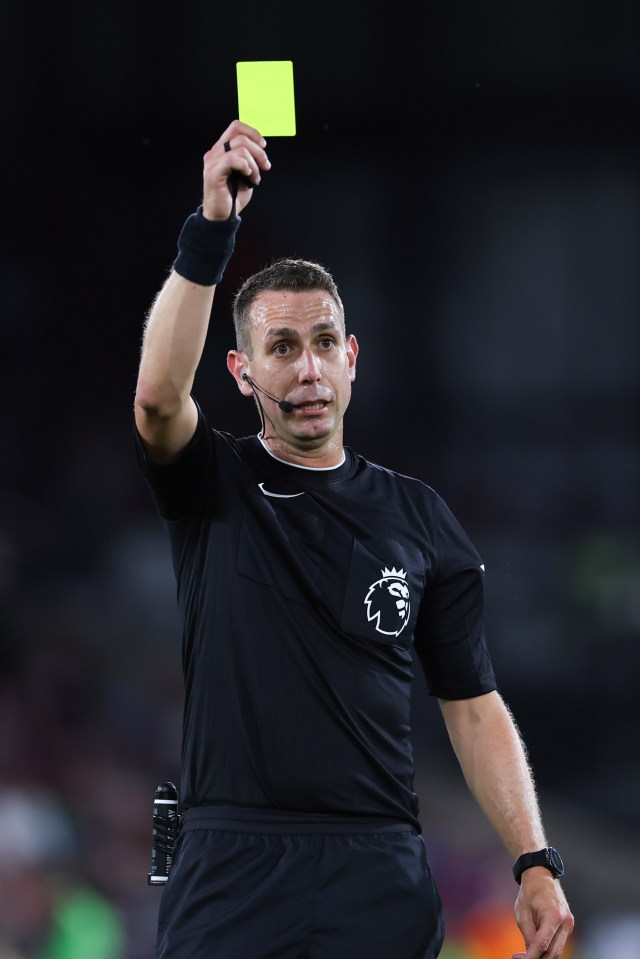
xmin=263 ymin=321 xmax=340 ymax=342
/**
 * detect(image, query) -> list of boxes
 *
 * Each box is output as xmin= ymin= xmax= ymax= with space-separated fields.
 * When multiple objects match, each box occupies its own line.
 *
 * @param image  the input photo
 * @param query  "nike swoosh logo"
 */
xmin=258 ymin=483 xmax=305 ymax=499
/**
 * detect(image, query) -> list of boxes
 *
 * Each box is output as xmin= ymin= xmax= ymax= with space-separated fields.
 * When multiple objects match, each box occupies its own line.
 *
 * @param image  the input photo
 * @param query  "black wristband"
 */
xmin=173 ymin=206 xmax=241 ymax=286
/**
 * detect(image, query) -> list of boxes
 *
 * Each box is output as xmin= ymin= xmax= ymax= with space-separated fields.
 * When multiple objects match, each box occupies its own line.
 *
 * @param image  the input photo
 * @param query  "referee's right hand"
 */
xmin=202 ymin=119 xmax=271 ymax=221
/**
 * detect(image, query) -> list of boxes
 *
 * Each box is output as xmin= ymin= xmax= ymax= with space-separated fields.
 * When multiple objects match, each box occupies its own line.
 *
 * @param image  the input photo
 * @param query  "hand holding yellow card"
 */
xmin=236 ymin=61 xmax=296 ymax=137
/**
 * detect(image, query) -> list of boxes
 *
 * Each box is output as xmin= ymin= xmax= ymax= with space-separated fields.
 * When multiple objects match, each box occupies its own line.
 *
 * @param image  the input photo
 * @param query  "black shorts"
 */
xmin=156 ymin=807 xmax=444 ymax=959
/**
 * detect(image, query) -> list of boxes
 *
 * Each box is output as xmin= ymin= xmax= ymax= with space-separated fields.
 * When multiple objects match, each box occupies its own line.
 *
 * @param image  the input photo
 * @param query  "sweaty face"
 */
xmin=245 ymin=289 xmax=358 ymax=461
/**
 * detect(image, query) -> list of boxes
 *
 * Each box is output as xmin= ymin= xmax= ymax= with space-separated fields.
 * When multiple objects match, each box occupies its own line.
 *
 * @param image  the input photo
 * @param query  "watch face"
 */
xmin=548 ymin=847 xmax=565 ymax=876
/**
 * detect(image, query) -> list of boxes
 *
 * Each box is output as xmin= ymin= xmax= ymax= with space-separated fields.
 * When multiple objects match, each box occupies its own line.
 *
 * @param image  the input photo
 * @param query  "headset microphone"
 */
xmin=242 ymin=372 xmax=294 ymax=414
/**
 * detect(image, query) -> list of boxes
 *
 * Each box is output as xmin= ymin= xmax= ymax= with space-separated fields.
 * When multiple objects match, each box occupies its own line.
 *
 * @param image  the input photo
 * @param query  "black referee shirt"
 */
xmin=135 ymin=406 xmax=496 ymax=829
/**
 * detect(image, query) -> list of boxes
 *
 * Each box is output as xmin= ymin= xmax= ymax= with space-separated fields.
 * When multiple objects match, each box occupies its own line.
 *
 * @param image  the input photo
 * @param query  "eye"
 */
xmin=273 ymin=342 xmax=290 ymax=355
xmin=319 ymin=337 xmax=335 ymax=349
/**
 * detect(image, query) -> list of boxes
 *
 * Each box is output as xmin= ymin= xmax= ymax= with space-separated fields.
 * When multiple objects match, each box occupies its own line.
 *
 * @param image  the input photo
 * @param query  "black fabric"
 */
xmin=173 ymin=206 xmax=240 ymax=285
xmin=135 ymin=406 xmax=497 ymax=830
xmin=156 ymin=824 xmax=444 ymax=959
xmin=180 ymin=805 xmax=415 ymax=834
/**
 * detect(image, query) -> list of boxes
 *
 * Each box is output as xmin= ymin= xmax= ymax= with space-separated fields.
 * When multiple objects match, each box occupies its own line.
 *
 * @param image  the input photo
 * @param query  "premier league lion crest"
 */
xmin=364 ymin=567 xmax=411 ymax=638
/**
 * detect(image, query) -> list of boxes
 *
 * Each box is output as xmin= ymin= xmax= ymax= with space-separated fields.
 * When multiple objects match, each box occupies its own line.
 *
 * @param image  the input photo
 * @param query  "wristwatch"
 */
xmin=512 ymin=847 xmax=565 ymax=884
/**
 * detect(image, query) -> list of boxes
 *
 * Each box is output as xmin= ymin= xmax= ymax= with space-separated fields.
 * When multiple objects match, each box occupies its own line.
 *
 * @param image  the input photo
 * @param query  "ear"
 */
xmin=346 ymin=334 xmax=359 ymax=382
xmin=227 ymin=350 xmax=253 ymax=396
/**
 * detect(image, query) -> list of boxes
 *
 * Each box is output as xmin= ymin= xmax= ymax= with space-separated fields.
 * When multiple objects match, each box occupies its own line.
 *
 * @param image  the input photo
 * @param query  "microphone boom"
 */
xmin=242 ymin=372 xmax=294 ymax=413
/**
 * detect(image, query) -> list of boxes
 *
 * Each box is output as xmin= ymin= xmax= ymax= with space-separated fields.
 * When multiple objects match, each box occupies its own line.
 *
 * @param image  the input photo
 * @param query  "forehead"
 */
xmin=247 ymin=289 xmax=343 ymax=345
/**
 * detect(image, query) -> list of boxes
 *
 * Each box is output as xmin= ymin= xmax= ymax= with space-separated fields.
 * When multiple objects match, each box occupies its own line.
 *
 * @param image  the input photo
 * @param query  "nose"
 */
xmin=297 ymin=347 xmax=322 ymax=383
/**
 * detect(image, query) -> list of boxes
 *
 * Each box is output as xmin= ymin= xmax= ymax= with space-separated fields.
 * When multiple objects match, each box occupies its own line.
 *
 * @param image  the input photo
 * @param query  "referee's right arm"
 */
xmin=134 ymin=120 xmax=269 ymax=463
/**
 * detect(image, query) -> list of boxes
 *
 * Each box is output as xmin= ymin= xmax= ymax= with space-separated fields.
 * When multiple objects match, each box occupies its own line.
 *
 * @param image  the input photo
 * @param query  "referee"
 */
xmin=134 ymin=119 xmax=574 ymax=959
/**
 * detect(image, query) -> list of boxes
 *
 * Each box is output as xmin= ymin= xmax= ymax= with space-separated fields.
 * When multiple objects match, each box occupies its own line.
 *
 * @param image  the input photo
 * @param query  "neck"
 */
xmin=260 ymin=432 xmax=345 ymax=469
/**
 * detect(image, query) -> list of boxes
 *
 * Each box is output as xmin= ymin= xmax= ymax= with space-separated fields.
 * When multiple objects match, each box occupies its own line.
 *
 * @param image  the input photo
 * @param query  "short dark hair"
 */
xmin=232 ymin=258 xmax=345 ymax=355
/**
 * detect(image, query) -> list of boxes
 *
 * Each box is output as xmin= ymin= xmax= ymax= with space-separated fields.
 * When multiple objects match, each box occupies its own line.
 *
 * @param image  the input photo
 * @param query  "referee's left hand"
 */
xmin=512 ymin=870 xmax=574 ymax=958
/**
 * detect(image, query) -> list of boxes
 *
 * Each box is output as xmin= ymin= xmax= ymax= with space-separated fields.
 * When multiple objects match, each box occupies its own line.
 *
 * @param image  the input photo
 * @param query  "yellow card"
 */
xmin=236 ymin=61 xmax=296 ymax=136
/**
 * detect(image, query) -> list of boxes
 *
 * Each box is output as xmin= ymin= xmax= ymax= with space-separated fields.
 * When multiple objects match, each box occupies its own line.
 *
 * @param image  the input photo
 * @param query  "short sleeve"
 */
xmin=413 ymin=494 xmax=497 ymax=699
xmin=133 ymin=403 xmax=214 ymax=521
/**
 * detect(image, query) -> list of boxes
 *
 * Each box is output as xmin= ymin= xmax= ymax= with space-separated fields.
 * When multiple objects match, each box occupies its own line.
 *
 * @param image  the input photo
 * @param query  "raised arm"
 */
xmin=439 ymin=691 xmax=574 ymax=959
xmin=134 ymin=120 xmax=271 ymax=463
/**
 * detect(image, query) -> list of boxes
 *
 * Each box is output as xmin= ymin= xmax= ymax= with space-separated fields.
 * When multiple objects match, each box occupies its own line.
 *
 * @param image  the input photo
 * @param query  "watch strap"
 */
xmin=512 ymin=847 xmax=564 ymax=884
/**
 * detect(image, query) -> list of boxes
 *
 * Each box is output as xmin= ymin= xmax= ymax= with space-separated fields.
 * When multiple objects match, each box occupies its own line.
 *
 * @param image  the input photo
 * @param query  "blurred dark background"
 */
xmin=1 ymin=2 xmax=639 ymax=956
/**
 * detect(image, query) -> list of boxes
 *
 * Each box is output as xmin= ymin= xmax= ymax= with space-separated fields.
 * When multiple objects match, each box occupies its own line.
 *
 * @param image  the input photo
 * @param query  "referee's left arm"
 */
xmin=439 ymin=691 xmax=574 ymax=958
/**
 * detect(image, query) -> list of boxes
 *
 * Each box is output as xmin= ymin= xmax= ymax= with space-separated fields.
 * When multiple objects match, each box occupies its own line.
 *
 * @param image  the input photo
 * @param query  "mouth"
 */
xmin=290 ymin=399 xmax=331 ymax=416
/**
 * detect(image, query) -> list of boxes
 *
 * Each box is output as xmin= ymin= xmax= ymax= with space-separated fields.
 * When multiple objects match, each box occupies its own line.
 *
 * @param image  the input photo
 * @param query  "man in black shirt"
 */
xmin=134 ymin=119 xmax=574 ymax=959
